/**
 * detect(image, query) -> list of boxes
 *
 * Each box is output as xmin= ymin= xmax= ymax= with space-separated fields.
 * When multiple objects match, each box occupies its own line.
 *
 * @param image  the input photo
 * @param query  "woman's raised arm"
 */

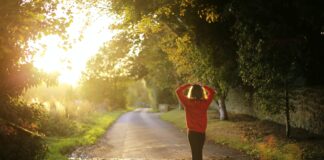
xmin=203 ymin=85 xmax=215 ymax=104
xmin=176 ymin=83 xmax=191 ymax=104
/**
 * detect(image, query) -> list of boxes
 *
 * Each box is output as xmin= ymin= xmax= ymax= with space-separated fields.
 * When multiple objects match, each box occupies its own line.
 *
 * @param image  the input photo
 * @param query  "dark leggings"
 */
xmin=188 ymin=131 xmax=206 ymax=160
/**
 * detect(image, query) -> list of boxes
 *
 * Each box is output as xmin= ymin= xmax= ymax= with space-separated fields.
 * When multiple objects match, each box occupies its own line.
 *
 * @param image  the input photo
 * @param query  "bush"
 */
xmin=0 ymin=128 xmax=47 ymax=160
xmin=0 ymin=99 xmax=47 ymax=160
xmin=40 ymin=113 xmax=79 ymax=137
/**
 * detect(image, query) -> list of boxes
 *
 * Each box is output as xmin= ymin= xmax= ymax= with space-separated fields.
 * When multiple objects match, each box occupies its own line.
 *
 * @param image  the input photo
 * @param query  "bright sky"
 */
xmin=30 ymin=2 xmax=117 ymax=86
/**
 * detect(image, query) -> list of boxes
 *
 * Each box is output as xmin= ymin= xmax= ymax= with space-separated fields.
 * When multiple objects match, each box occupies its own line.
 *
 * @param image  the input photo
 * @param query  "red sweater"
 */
xmin=176 ymin=84 xmax=215 ymax=133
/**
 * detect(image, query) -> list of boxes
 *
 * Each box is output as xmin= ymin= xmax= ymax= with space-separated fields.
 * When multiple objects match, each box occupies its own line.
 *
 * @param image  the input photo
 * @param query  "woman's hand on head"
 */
xmin=192 ymin=82 xmax=203 ymax=86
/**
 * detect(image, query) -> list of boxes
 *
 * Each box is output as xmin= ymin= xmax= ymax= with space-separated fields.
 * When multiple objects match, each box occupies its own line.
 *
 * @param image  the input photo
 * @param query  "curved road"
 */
xmin=70 ymin=108 xmax=251 ymax=160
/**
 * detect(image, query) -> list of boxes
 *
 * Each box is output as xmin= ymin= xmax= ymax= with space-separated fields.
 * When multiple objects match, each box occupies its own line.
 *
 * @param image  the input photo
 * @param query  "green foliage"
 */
xmin=0 ymin=0 xmax=70 ymax=100
xmin=230 ymin=0 xmax=324 ymax=117
xmin=40 ymin=114 xmax=79 ymax=137
xmin=160 ymin=108 xmax=186 ymax=129
xmin=23 ymin=83 xmax=76 ymax=103
xmin=232 ymin=0 xmax=324 ymax=85
xmin=232 ymin=1 xmax=324 ymax=82
xmin=0 ymin=100 xmax=47 ymax=160
xmin=109 ymin=0 xmax=238 ymax=107
xmin=80 ymin=33 xmax=132 ymax=108
xmin=46 ymin=111 xmax=124 ymax=160
xmin=80 ymin=77 xmax=128 ymax=109
xmin=0 ymin=0 xmax=71 ymax=157
xmin=23 ymin=83 xmax=83 ymax=120
xmin=228 ymin=0 xmax=324 ymax=136
xmin=109 ymin=0 xmax=237 ymax=107
xmin=128 ymin=30 xmax=178 ymax=104
xmin=126 ymin=80 xmax=151 ymax=107
xmin=0 ymin=131 xmax=47 ymax=160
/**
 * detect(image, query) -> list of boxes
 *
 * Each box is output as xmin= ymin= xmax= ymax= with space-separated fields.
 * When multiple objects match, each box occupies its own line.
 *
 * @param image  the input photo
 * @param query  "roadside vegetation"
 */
xmin=45 ymin=111 xmax=124 ymax=160
xmin=161 ymin=109 xmax=324 ymax=160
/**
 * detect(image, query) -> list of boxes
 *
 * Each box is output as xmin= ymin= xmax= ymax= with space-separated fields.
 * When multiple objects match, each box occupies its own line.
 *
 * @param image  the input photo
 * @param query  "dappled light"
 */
xmin=0 ymin=0 xmax=324 ymax=160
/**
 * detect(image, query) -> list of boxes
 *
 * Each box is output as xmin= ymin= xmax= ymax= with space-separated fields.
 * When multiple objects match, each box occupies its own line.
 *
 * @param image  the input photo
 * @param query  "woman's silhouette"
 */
xmin=176 ymin=83 xmax=215 ymax=160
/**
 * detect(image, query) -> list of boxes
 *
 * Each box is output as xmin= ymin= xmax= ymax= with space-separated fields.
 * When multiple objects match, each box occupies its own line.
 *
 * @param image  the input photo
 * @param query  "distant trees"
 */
xmin=80 ymin=33 xmax=133 ymax=109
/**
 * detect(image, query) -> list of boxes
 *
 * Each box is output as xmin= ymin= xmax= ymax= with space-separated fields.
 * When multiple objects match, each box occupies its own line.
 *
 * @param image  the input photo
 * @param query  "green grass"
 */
xmin=45 ymin=111 xmax=125 ymax=160
xmin=160 ymin=109 xmax=324 ymax=160
xmin=160 ymin=109 xmax=186 ymax=130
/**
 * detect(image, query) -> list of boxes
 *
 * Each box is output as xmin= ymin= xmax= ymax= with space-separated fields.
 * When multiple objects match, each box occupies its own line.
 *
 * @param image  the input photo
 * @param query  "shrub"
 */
xmin=40 ymin=113 xmax=79 ymax=137
xmin=0 ymin=99 xmax=47 ymax=160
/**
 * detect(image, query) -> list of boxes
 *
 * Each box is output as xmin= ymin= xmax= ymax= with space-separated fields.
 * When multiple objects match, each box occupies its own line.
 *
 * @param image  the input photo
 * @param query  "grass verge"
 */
xmin=160 ymin=109 xmax=324 ymax=160
xmin=45 ymin=111 xmax=125 ymax=160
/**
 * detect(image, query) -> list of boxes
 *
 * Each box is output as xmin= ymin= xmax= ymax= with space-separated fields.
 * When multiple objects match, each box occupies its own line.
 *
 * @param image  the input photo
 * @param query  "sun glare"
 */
xmin=30 ymin=2 xmax=117 ymax=86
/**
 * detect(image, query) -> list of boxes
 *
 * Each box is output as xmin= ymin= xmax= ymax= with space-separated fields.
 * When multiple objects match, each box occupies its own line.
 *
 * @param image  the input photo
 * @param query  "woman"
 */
xmin=176 ymin=83 xmax=215 ymax=160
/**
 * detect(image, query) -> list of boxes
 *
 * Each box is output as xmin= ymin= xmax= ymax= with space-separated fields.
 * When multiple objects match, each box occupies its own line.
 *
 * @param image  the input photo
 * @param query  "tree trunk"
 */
xmin=218 ymin=96 xmax=228 ymax=120
xmin=285 ymin=86 xmax=291 ymax=138
xmin=149 ymin=87 xmax=158 ymax=111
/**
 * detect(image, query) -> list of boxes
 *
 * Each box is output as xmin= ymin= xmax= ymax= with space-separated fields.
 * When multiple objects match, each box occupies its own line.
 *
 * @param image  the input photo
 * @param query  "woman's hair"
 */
xmin=187 ymin=84 xmax=205 ymax=100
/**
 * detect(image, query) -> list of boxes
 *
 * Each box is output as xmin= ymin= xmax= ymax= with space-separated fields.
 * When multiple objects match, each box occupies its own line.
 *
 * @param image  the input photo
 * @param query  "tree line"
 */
xmin=82 ymin=0 xmax=324 ymax=138
xmin=0 ymin=0 xmax=323 ymax=159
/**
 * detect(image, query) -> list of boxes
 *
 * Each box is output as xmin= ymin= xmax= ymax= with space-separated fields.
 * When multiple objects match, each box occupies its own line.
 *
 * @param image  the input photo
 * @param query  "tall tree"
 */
xmin=0 ymin=0 xmax=69 ymax=100
xmin=109 ymin=0 xmax=238 ymax=120
xmin=0 ymin=0 xmax=70 ymax=158
xmin=231 ymin=0 xmax=324 ymax=137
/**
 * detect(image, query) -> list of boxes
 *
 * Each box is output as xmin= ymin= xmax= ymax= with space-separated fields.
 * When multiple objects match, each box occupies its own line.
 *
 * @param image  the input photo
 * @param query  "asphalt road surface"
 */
xmin=70 ymin=108 xmax=252 ymax=160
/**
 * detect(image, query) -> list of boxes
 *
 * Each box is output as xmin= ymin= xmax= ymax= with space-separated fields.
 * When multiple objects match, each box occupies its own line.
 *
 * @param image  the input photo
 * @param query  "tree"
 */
xmin=108 ymin=0 xmax=239 ymax=120
xmin=0 ymin=0 xmax=69 ymax=100
xmin=80 ymin=33 xmax=133 ymax=109
xmin=0 ymin=0 xmax=70 ymax=158
xmin=130 ymin=31 xmax=178 ymax=105
xmin=108 ymin=0 xmax=324 ymax=125
xmin=231 ymin=0 xmax=324 ymax=137
xmin=158 ymin=11 xmax=238 ymax=120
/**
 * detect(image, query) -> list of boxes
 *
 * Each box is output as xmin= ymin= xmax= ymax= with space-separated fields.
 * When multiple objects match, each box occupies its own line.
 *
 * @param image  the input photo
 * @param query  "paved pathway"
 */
xmin=70 ymin=108 xmax=251 ymax=160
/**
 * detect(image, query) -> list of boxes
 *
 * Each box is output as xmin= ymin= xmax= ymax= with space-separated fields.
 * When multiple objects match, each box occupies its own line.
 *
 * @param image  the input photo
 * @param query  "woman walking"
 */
xmin=176 ymin=83 xmax=215 ymax=160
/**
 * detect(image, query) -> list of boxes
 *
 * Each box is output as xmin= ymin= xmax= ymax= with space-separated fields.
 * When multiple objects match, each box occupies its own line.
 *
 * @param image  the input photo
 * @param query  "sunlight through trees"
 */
xmin=0 ymin=0 xmax=323 ymax=159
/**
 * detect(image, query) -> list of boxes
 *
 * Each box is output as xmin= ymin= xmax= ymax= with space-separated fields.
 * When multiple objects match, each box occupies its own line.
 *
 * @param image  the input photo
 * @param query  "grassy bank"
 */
xmin=45 ymin=111 xmax=125 ymax=160
xmin=160 ymin=109 xmax=324 ymax=160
